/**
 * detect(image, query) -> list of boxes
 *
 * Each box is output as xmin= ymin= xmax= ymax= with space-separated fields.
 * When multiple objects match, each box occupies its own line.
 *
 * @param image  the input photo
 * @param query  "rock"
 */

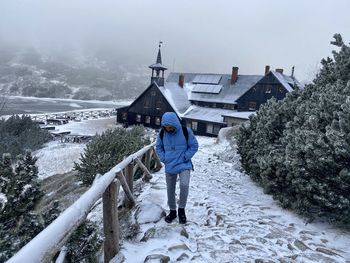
xmin=180 ymin=227 xmax=189 ymax=239
xmin=276 ymin=239 xmax=284 ymax=246
xmin=264 ymin=230 xmax=285 ymax=239
xmin=299 ymin=230 xmax=319 ymax=236
xmin=321 ymin=238 xmax=329 ymax=244
xmin=144 ymin=254 xmax=170 ymax=263
xmin=287 ymin=254 xmax=299 ymax=260
xmin=258 ymin=220 xmax=270 ymax=225
xmin=316 ymin=247 xmax=341 ymax=257
xmin=216 ymin=215 xmax=224 ymax=226
xmin=256 ymin=237 xmax=267 ymax=244
xmin=110 ymin=252 xmax=125 ymax=263
xmin=176 ymin=253 xmax=189 ymax=261
xmin=255 ymin=259 xmax=264 ymax=263
xmin=293 ymin=239 xmax=310 ymax=251
xmin=230 ymin=238 xmax=242 ymax=245
xmin=168 ymin=244 xmax=190 ymax=252
xmin=140 ymin=227 xmax=156 ymax=242
xmin=287 ymin=243 xmax=294 ymax=251
xmin=135 ymin=203 xmax=166 ymax=224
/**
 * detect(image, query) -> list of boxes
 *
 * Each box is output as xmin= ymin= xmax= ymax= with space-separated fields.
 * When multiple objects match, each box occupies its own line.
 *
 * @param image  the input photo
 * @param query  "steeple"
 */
xmin=149 ymin=41 xmax=167 ymax=86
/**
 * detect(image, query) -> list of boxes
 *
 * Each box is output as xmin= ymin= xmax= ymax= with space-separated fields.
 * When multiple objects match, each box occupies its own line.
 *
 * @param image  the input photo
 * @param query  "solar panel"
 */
xmin=192 ymin=75 xmax=222 ymax=84
xmin=192 ymin=84 xmax=223 ymax=94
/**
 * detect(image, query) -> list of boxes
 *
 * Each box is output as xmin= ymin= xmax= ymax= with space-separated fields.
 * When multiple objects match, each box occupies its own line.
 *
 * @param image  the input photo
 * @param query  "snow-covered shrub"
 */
xmin=0 ymin=115 xmax=51 ymax=158
xmin=236 ymin=34 xmax=350 ymax=224
xmin=74 ymin=126 xmax=150 ymax=185
xmin=0 ymin=152 xmax=45 ymax=261
xmin=65 ymin=220 xmax=103 ymax=263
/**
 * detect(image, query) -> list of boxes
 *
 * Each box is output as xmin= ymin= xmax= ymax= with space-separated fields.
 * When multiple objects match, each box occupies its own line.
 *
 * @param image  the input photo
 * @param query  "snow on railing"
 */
xmin=7 ymin=142 xmax=161 ymax=263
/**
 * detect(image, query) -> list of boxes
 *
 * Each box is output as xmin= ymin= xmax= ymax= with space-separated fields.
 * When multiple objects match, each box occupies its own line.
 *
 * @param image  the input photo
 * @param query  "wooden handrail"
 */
xmin=8 ymin=142 xmax=157 ymax=263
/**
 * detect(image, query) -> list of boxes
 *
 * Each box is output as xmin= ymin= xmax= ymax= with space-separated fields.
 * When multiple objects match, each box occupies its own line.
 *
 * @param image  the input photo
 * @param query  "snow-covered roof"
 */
xmin=149 ymin=63 xmax=168 ymax=70
xmin=222 ymin=111 xmax=256 ymax=120
xmin=166 ymin=73 xmax=262 ymax=104
xmin=182 ymin=105 xmax=235 ymax=124
xmin=271 ymin=71 xmax=304 ymax=92
xmin=157 ymin=82 xmax=191 ymax=116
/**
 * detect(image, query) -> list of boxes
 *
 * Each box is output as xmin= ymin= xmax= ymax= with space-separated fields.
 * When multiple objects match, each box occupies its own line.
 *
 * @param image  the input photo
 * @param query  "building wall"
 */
xmin=117 ymin=84 xmax=175 ymax=128
xmin=236 ymin=73 xmax=288 ymax=111
xmin=223 ymin=117 xmax=248 ymax=127
xmin=183 ymin=118 xmax=226 ymax=137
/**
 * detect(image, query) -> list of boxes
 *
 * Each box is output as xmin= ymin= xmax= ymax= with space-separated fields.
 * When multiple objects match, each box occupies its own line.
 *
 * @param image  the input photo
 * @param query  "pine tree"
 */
xmin=236 ymin=34 xmax=350 ymax=224
xmin=0 ymin=152 xmax=45 ymax=261
xmin=66 ymin=220 xmax=103 ymax=263
xmin=75 ymin=126 xmax=149 ymax=185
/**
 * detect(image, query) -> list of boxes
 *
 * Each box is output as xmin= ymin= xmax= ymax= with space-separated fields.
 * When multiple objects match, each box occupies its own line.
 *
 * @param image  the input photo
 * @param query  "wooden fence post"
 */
xmin=116 ymin=171 xmax=135 ymax=207
xmin=151 ymin=146 xmax=162 ymax=172
xmin=135 ymin=158 xmax=152 ymax=182
xmin=145 ymin=150 xmax=151 ymax=171
xmin=103 ymin=180 xmax=120 ymax=262
xmin=124 ymin=162 xmax=134 ymax=208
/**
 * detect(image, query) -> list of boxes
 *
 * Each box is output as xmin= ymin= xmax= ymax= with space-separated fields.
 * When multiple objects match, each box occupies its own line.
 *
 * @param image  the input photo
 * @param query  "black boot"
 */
xmin=165 ymin=210 xmax=177 ymax=223
xmin=178 ymin=208 xmax=187 ymax=224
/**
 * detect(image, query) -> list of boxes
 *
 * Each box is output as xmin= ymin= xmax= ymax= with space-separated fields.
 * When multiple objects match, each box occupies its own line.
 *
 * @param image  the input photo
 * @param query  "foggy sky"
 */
xmin=1 ymin=0 xmax=350 ymax=82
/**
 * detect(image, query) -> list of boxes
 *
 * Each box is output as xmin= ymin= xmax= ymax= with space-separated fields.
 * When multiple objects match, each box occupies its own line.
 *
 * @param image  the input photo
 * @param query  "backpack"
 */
xmin=159 ymin=126 xmax=189 ymax=142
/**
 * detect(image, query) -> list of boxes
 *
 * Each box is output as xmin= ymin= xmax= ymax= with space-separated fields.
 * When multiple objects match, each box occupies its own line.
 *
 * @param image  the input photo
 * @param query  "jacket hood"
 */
xmin=161 ymin=112 xmax=181 ymax=131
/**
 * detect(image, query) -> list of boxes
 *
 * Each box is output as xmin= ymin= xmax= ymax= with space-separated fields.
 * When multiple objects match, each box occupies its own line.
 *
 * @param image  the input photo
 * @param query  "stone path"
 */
xmin=120 ymin=137 xmax=350 ymax=263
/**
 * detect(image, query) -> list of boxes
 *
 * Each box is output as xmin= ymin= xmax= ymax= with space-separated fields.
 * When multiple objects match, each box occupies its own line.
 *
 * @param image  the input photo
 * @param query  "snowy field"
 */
xmin=34 ymin=117 xmax=119 ymax=179
xmin=118 ymin=137 xmax=350 ymax=263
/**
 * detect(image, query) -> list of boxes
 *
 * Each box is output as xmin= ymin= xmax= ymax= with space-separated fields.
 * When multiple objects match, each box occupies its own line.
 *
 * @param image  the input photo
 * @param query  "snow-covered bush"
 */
xmin=65 ymin=220 xmax=103 ymax=263
xmin=0 ymin=115 xmax=51 ymax=158
xmin=236 ymin=34 xmax=350 ymax=224
xmin=0 ymin=152 xmax=45 ymax=261
xmin=74 ymin=126 xmax=150 ymax=185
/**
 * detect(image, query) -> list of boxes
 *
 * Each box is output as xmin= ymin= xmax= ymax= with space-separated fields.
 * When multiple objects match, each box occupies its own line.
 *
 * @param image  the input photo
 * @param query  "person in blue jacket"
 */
xmin=156 ymin=112 xmax=199 ymax=224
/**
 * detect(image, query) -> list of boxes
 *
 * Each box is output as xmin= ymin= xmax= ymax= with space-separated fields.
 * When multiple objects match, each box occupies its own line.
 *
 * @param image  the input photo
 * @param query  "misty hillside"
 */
xmin=0 ymin=45 xmax=148 ymax=100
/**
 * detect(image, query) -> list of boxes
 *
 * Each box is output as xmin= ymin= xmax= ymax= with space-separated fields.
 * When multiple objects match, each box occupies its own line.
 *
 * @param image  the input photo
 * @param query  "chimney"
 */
xmin=178 ymin=74 xmax=184 ymax=88
xmin=265 ymin=65 xmax=270 ymax=75
xmin=276 ymin=68 xmax=284 ymax=74
xmin=231 ymin=67 xmax=239 ymax=83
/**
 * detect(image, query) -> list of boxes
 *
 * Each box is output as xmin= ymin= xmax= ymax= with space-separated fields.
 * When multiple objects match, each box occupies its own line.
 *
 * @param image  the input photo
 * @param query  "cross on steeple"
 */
xmin=149 ymin=41 xmax=167 ymax=86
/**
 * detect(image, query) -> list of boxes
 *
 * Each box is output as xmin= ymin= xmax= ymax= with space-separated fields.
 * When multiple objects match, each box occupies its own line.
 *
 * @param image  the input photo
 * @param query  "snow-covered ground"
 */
xmin=34 ymin=117 xmax=118 ymax=179
xmin=120 ymin=137 xmax=350 ymax=263
xmin=32 ymin=118 xmax=350 ymax=262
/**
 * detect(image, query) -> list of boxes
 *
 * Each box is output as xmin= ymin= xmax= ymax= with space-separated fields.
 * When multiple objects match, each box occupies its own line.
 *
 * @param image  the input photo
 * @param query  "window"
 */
xmin=151 ymin=90 xmax=156 ymax=96
xmin=186 ymin=122 xmax=191 ymax=129
xmin=248 ymin=101 xmax=256 ymax=111
xmin=192 ymin=121 xmax=198 ymax=131
xmin=136 ymin=114 xmax=141 ymax=122
xmin=212 ymin=103 xmax=216 ymax=108
xmin=144 ymin=100 xmax=150 ymax=109
xmin=122 ymin=112 xmax=127 ymax=120
xmin=156 ymin=101 xmax=162 ymax=110
xmin=265 ymin=85 xmax=272 ymax=94
xmin=206 ymin=123 xmax=213 ymax=134
xmin=145 ymin=116 xmax=151 ymax=124
xmin=213 ymin=125 xmax=220 ymax=135
xmin=155 ymin=117 xmax=161 ymax=126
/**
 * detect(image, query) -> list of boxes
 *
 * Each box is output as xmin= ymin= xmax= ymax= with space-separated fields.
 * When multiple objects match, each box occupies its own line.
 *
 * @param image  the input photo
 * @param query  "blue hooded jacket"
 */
xmin=156 ymin=112 xmax=199 ymax=174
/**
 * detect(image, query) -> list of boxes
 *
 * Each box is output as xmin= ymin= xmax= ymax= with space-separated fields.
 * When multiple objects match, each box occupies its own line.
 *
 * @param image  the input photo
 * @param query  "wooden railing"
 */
xmin=7 ymin=142 xmax=162 ymax=263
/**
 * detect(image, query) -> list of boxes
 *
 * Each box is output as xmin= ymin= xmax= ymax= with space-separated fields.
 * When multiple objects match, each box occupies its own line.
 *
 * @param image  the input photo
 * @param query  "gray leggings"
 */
xmin=166 ymin=169 xmax=191 ymax=210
